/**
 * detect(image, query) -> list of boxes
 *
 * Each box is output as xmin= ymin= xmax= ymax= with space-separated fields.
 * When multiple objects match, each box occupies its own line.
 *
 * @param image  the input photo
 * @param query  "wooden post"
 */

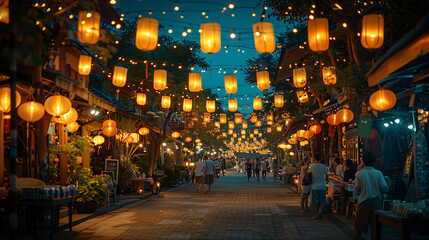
xmin=58 ymin=124 xmax=68 ymax=185
xmin=81 ymin=126 xmax=90 ymax=168
xmin=0 ymin=112 xmax=4 ymax=184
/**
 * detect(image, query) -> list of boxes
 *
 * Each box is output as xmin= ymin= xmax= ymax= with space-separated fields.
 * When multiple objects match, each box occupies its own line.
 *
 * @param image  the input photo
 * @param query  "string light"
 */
xmin=230 ymin=28 xmax=236 ymax=39
xmin=229 ymin=2 xmax=235 ymax=9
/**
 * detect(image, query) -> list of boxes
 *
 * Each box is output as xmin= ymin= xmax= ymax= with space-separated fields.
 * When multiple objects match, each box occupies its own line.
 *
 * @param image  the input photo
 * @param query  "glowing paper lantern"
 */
xmin=267 ymin=127 xmax=272 ymax=133
xmin=276 ymin=125 xmax=282 ymax=132
xmin=228 ymin=129 xmax=233 ymax=135
xmin=183 ymin=148 xmax=189 ymax=152
xmin=78 ymin=55 xmax=92 ymax=75
xmin=0 ymin=87 xmax=21 ymax=112
xmin=93 ymin=135 xmax=105 ymax=145
xmin=267 ymin=121 xmax=273 ymax=126
xmin=327 ymin=114 xmax=341 ymax=126
xmin=252 ymin=21 xmax=276 ymax=54
xmin=44 ymin=95 xmax=71 ymax=117
xmin=153 ymin=69 xmax=167 ymax=91
xmin=112 ymin=66 xmax=128 ymax=87
xmin=220 ymin=113 xmax=227 ymax=124
xmin=322 ymin=67 xmax=337 ymax=85
xmin=206 ymin=100 xmax=216 ymax=113
xmin=103 ymin=126 xmax=117 ymax=137
xmin=274 ymin=94 xmax=284 ymax=108
xmin=66 ymin=122 xmax=79 ymax=133
xmin=200 ymin=22 xmax=221 ymax=54
xmin=225 ymin=75 xmax=237 ymax=94
xmin=234 ymin=113 xmax=242 ymax=124
xmin=103 ymin=119 xmax=117 ymax=128
xmin=228 ymin=98 xmax=237 ymax=112
xmin=255 ymin=120 xmax=262 ymax=127
xmin=297 ymin=130 xmax=305 ymax=139
xmin=267 ymin=112 xmax=273 ymax=122
xmin=136 ymin=93 xmax=147 ymax=105
xmin=215 ymin=121 xmax=220 ymax=128
xmin=161 ymin=96 xmax=171 ymax=109
xmin=233 ymin=133 xmax=237 ymax=138
xmin=296 ymin=91 xmax=309 ymax=103
xmin=285 ymin=118 xmax=292 ymax=126
xmin=251 ymin=113 xmax=258 ymax=123
xmin=78 ymin=11 xmax=100 ymax=44
xmin=188 ymin=72 xmax=202 ymax=92
xmin=139 ymin=127 xmax=150 ymax=136
xmin=0 ymin=0 xmax=9 ymax=24
xmin=256 ymin=71 xmax=270 ymax=91
xmin=242 ymin=121 xmax=248 ymax=129
xmin=288 ymin=138 xmax=296 ymax=144
xmin=228 ymin=121 xmax=235 ymax=129
xmin=361 ymin=14 xmax=384 ymax=49
xmin=203 ymin=113 xmax=211 ymax=123
xmin=183 ymin=99 xmax=192 ymax=112
xmin=135 ymin=18 xmax=159 ymax=51
xmin=250 ymin=133 xmax=254 ymax=138
xmin=309 ymin=124 xmax=322 ymax=134
xmin=303 ymin=130 xmax=314 ymax=139
xmin=369 ymin=89 xmax=396 ymax=112
xmin=253 ymin=97 xmax=263 ymax=111
xmin=307 ymin=18 xmax=329 ymax=52
xmin=171 ymin=131 xmax=180 ymax=139
xmin=185 ymin=137 xmax=192 ymax=142
xmin=253 ymin=129 xmax=259 ymax=135
xmin=53 ymin=107 xmax=78 ymax=125
xmin=293 ymin=68 xmax=307 ymax=88
xmin=286 ymin=144 xmax=292 ymax=150
xmin=336 ymin=109 xmax=354 ymax=123
xmin=241 ymin=130 xmax=246 ymax=135
xmin=17 ymin=101 xmax=45 ymax=122
xmin=222 ymin=132 xmax=227 ymax=137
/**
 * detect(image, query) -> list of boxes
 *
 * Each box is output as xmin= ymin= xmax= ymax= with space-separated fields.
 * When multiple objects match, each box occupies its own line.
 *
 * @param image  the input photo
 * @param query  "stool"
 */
xmin=331 ymin=192 xmax=344 ymax=214
xmin=346 ymin=199 xmax=357 ymax=218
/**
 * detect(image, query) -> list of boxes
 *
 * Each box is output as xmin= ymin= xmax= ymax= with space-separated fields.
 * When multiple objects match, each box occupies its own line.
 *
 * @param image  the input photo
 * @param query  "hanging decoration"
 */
xmin=103 ymin=126 xmax=117 ymax=137
xmin=44 ymin=95 xmax=71 ymax=117
xmin=215 ymin=121 xmax=220 ymax=128
xmin=293 ymin=67 xmax=307 ymax=88
xmin=285 ymin=118 xmax=292 ymax=126
xmin=266 ymin=127 xmax=272 ymax=133
xmin=274 ymin=94 xmax=284 ymax=108
xmin=252 ymin=21 xmax=276 ymax=54
xmin=135 ymin=18 xmax=159 ymax=51
xmin=336 ymin=108 xmax=354 ymax=123
xmin=225 ymin=74 xmax=238 ymax=94
xmin=17 ymin=101 xmax=45 ymax=122
xmin=171 ymin=131 xmax=180 ymax=138
xmin=242 ymin=121 xmax=248 ymax=129
xmin=185 ymin=137 xmax=192 ymax=142
xmin=103 ymin=119 xmax=117 ymax=127
xmin=309 ymin=124 xmax=322 ymax=134
xmin=188 ymin=72 xmax=202 ymax=92
xmin=369 ymin=89 xmax=396 ymax=112
xmin=112 ymin=66 xmax=128 ymax=87
xmin=303 ymin=130 xmax=314 ymax=139
xmin=228 ymin=121 xmax=235 ymax=129
xmin=200 ymin=22 xmax=221 ymax=54
xmin=78 ymin=55 xmax=92 ymax=76
xmin=228 ymin=129 xmax=233 ymax=135
xmin=220 ymin=113 xmax=227 ymax=124
xmin=206 ymin=100 xmax=216 ymax=113
xmin=267 ymin=112 xmax=273 ymax=122
xmin=0 ymin=87 xmax=21 ymax=112
xmin=276 ymin=125 xmax=283 ymax=132
xmin=267 ymin=120 xmax=273 ymax=126
xmin=361 ymin=14 xmax=384 ymax=49
xmin=228 ymin=98 xmax=237 ymax=112
xmin=322 ymin=67 xmax=337 ymax=85
xmin=153 ymin=69 xmax=167 ymax=90
xmin=78 ymin=11 xmax=100 ymax=45
xmin=222 ymin=132 xmax=227 ymax=137
xmin=0 ymin=0 xmax=9 ymax=24
xmin=307 ymin=18 xmax=329 ymax=52
xmin=53 ymin=107 xmax=78 ymax=125
xmin=66 ymin=122 xmax=79 ymax=133
xmin=234 ymin=113 xmax=242 ymax=124
xmin=161 ymin=95 xmax=171 ymax=109
xmin=256 ymin=71 xmax=270 ymax=91
xmin=251 ymin=113 xmax=258 ymax=123
xmin=253 ymin=129 xmax=259 ymax=135
xmin=241 ymin=130 xmax=246 ymax=135
xmin=139 ymin=127 xmax=150 ymax=136
xmin=136 ymin=93 xmax=147 ymax=105
xmin=203 ymin=112 xmax=211 ymax=123
xmin=93 ymin=135 xmax=105 ymax=145
xmin=253 ymin=97 xmax=262 ymax=111
xmin=255 ymin=120 xmax=262 ymax=127
xmin=183 ymin=98 xmax=192 ymax=112
xmin=296 ymin=91 xmax=309 ymax=103
xmin=327 ymin=113 xmax=341 ymax=126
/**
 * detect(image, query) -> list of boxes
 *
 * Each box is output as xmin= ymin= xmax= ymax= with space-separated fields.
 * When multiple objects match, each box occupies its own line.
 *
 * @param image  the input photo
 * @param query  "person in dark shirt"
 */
xmin=343 ymin=159 xmax=357 ymax=183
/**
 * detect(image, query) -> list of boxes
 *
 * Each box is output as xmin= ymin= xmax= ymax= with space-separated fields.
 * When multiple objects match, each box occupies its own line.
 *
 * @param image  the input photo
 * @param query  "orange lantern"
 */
xmin=274 ymin=94 xmax=284 ymax=108
xmin=256 ymin=71 xmax=270 ymax=91
xmin=203 ymin=112 xmax=211 ymax=123
xmin=297 ymin=130 xmax=306 ymax=139
xmin=185 ymin=137 xmax=192 ymax=142
xmin=161 ymin=96 xmax=171 ymax=109
xmin=78 ymin=11 xmax=100 ymax=44
xmin=250 ymin=133 xmax=254 ymax=138
xmin=309 ymin=124 xmax=322 ymax=134
xmin=215 ymin=121 xmax=220 ymax=128
xmin=307 ymin=18 xmax=329 ymax=52
xmin=228 ymin=129 xmax=233 ymax=135
xmin=200 ymin=22 xmax=221 ymax=54
xmin=233 ymin=133 xmax=237 ymax=138
xmin=296 ymin=91 xmax=309 ymax=103
xmin=102 ymin=126 xmax=117 ymax=137
xmin=251 ymin=113 xmax=258 ymax=123
xmin=219 ymin=113 xmax=227 ymax=124
xmin=225 ymin=75 xmax=237 ymax=94
xmin=153 ymin=69 xmax=167 ymax=90
xmin=103 ymin=119 xmax=117 ymax=128
xmin=135 ymin=18 xmax=159 ymax=51
xmin=139 ymin=127 xmax=150 ymax=136
xmin=276 ymin=125 xmax=282 ymax=132
xmin=293 ymin=67 xmax=306 ymax=88
xmin=303 ymin=131 xmax=314 ymax=139
xmin=112 ymin=66 xmax=128 ymax=87
xmin=369 ymin=89 xmax=396 ymax=112
xmin=0 ymin=86 xmax=21 ymax=112
xmin=171 ymin=131 xmax=180 ymax=139
xmin=93 ymin=135 xmax=105 ymax=145
xmin=228 ymin=121 xmax=235 ymax=129
xmin=0 ymin=0 xmax=9 ymax=24
xmin=267 ymin=112 xmax=273 ymax=122
xmin=327 ymin=114 xmax=341 ymax=126
xmin=285 ymin=118 xmax=292 ymax=126
xmin=228 ymin=98 xmax=237 ymax=112
xmin=183 ymin=98 xmax=192 ymax=112
xmin=266 ymin=127 xmax=272 ymax=133
xmin=253 ymin=97 xmax=263 ymax=111
xmin=44 ymin=95 xmax=71 ymax=117
xmin=242 ymin=121 xmax=248 ymax=129
xmin=267 ymin=121 xmax=273 ymax=126
xmin=206 ymin=100 xmax=216 ymax=113
xmin=361 ymin=14 xmax=384 ymax=49
xmin=253 ymin=129 xmax=259 ymax=135
xmin=258 ymin=133 xmax=262 ymax=137
xmin=241 ymin=129 xmax=246 ymax=135
xmin=255 ymin=120 xmax=262 ymax=127
xmin=234 ymin=113 xmax=242 ymax=124
xmin=222 ymin=132 xmax=227 ymax=137
xmin=183 ymin=148 xmax=189 ymax=152
xmin=78 ymin=55 xmax=92 ymax=75
xmin=17 ymin=101 xmax=45 ymax=122
xmin=189 ymin=72 xmax=202 ymax=92
xmin=136 ymin=93 xmax=147 ymax=105
xmin=252 ymin=21 xmax=276 ymax=54
xmin=53 ymin=107 xmax=78 ymax=125
xmin=336 ymin=109 xmax=354 ymax=123
xmin=66 ymin=122 xmax=79 ymax=133
xmin=322 ymin=66 xmax=336 ymax=85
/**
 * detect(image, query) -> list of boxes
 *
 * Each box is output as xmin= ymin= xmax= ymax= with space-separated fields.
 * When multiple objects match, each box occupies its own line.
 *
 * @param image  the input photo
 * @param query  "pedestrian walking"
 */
xmin=308 ymin=153 xmax=329 ymax=219
xmin=245 ymin=159 xmax=252 ymax=182
xmin=261 ymin=158 xmax=267 ymax=181
xmin=255 ymin=158 xmax=261 ymax=181
xmin=300 ymin=157 xmax=311 ymax=212
xmin=273 ymin=159 xmax=279 ymax=182
xmin=203 ymin=155 xmax=216 ymax=193
xmin=193 ymin=158 xmax=205 ymax=192
xmin=353 ymin=152 xmax=389 ymax=240
xmin=242 ymin=159 xmax=246 ymax=175
xmin=214 ymin=157 xmax=221 ymax=178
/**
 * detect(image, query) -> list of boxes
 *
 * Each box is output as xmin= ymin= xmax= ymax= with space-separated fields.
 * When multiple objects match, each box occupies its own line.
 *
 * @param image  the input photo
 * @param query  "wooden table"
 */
xmin=374 ymin=210 xmax=429 ymax=240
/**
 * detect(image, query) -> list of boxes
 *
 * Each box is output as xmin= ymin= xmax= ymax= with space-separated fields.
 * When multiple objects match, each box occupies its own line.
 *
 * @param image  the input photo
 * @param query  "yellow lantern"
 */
xmin=285 ymin=118 xmax=292 ymax=126
xmin=78 ymin=11 xmax=100 ymax=44
xmin=222 ymin=132 xmax=227 ymax=137
xmin=250 ymin=133 xmax=254 ymax=138
xmin=185 ymin=137 xmax=192 ymax=142
xmin=66 ymin=122 xmax=79 ymax=133
xmin=103 ymin=119 xmax=117 ymax=128
xmin=241 ymin=129 xmax=246 ymax=135
xmin=369 ymin=89 xmax=396 ymax=112
xmin=256 ymin=71 xmax=270 ymax=91
xmin=361 ymin=14 xmax=384 ymax=49
xmin=205 ymin=100 xmax=216 ymax=113
xmin=183 ymin=98 xmax=192 ymax=112
xmin=189 ymin=151 xmax=194 ymax=156
xmin=307 ymin=18 xmax=329 ymax=52
xmin=0 ymin=0 xmax=9 ymax=24
xmin=327 ymin=114 xmax=341 ymax=126
xmin=255 ymin=120 xmax=262 ymax=127
xmin=188 ymin=73 xmax=202 ymax=92
xmin=252 ymin=21 xmax=276 ymax=54
xmin=139 ymin=127 xmax=150 ymax=136
xmin=93 ymin=135 xmax=105 ymax=145
xmin=215 ymin=121 xmax=220 ymax=128
xmin=267 ymin=127 xmax=272 ymax=133
xmin=17 ymin=101 xmax=45 ymax=122
xmin=153 ymin=69 xmax=167 ymax=91
xmin=274 ymin=94 xmax=284 ymax=108
xmin=171 ymin=131 xmax=180 ymax=139
xmin=242 ymin=121 xmax=248 ymax=129
xmin=112 ymin=66 xmax=128 ymax=87
xmin=228 ymin=121 xmax=235 ymax=129
xmin=135 ymin=18 xmax=159 ymax=51
xmin=253 ymin=97 xmax=263 ymax=111
xmin=228 ymin=129 xmax=233 ymax=135
xmin=296 ymin=130 xmax=305 ymax=139
xmin=53 ymin=107 xmax=78 ymax=125
xmin=309 ymin=124 xmax=322 ymax=134
xmin=220 ymin=113 xmax=227 ymax=124
xmin=296 ymin=91 xmax=309 ymax=103
xmin=286 ymin=144 xmax=292 ymax=150
xmin=44 ymin=95 xmax=71 ymax=117
xmin=234 ymin=113 xmax=242 ymax=124
xmin=183 ymin=147 xmax=189 ymax=152
xmin=126 ymin=133 xmax=139 ymax=143
xmin=267 ymin=112 xmax=273 ymax=122
xmin=288 ymin=138 xmax=296 ymax=144
xmin=136 ymin=93 xmax=147 ymax=105
xmin=203 ymin=112 xmax=211 ymax=123
xmin=322 ymin=67 xmax=337 ymax=85
xmin=200 ymin=22 xmax=221 ymax=54
xmin=293 ymin=67 xmax=306 ymax=88
xmin=253 ymin=129 xmax=259 ymax=135
xmin=277 ymin=125 xmax=283 ymax=132
xmin=161 ymin=96 xmax=171 ymax=109
xmin=251 ymin=113 xmax=258 ymax=123
xmin=289 ymin=152 xmax=295 ymax=156
xmin=102 ymin=126 xmax=117 ymax=137
xmin=233 ymin=133 xmax=237 ymax=138
xmin=228 ymin=98 xmax=237 ymax=112
xmin=258 ymin=133 xmax=262 ymax=137
xmin=267 ymin=121 xmax=273 ymax=126
xmin=336 ymin=109 xmax=354 ymax=123
xmin=78 ymin=55 xmax=92 ymax=76
xmin=0 ymin=87 xmax=21 ymax=112
xmin=225 ymin=75 xmax=237 ymax=94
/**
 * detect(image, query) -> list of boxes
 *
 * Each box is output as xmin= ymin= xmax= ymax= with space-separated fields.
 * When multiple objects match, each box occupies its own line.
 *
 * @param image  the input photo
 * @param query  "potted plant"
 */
xmin=74 ymin=168 xmax=109 ymax=213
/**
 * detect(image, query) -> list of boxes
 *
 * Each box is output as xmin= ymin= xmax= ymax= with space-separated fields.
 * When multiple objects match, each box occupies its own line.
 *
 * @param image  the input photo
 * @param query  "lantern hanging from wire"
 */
xmin=293 ymin=68 xmax=307 ymax=88
xmin=0 ymin=87 xmax=21 ymax=112
xmin=361 ymin=14 xmax=384 ymax=49
xmin=161 ymin=95 xmax=171 ymax=109
xmin=225 ymin=74 xmax=237 ymax=94
xmin=77 ymin=11 xmax=100 ymax=44
xmin=327 ymin=113 xmax=341 ymax=126
xmin=171 ymin=131 xmax=180 ymax=139
xmin=228 ymin=121 xmax=235 ymax=129
xmin=220 ymin=113 xmax=227 ymax=124
xmin=307 ymin=18 xmax=329 ymax=52
xmin=252 ymin=21 xmax=276 ymax=54
xmin=17 ymin=101 xmax=45 ymax=122
xmin=188 ymin=72 xmax=202 ymax=92
xmin=266 ymin=127 xmax=272 ymax=133
xmin=309 ymin=124 xmax=322 ymax=134
xmin=112 ymin=66 xmax=128 ymax=87
xmin=53 ymin=107 xmax=78 ymax=125
xmin=93 ymin=135 xmax=105 ymax=145
xmin=241 ymin=129 xmax=246 ymax=135
xmin=228 ymin=98 xmax=237 ymax=112
xmin=139 ymin=127 xmax=150 ymax=136
xmin=369 ymin=89 xmax=396 ymax=112
xmin=78 ymin=55 xmax=92 ymax=76
xmin=206 ymin=100 xmax=216 ymax=113
xmin=183 ymin=98 xmax=192 ymax=112
xmin=203 ymin=113 xmax=211 ymax=123
xmin=136 ymin=93 xmax=147 ymax=105
xmin=200 ymin=22 xmax=221 ymax=54
xmin=103 ymin=119 xmax=116 ymax=128
xmin=267 ymin=112 xmax=273 ymax=122
xmin=255 ymin=120 xmax=262 ymax=127
xmin=276 ymin=125 xmax=283 ymax=132
xmin=336 ymin=108 xmax=354 ymax=123
xmin=253 ymin=129 xmax=259 ymax=135
xmin=297 ymin=130 xmax=305 ymax=139
xmin=0 ymin=0 xmax=9 ymax=24
xmin=102 ymin=125 xmax=117 ymax=137
xmin=267 ymin=121 xmax=273 ymax=126
xmin=44 ymin=95 xmax=71 ymax=117
xmin=153 ymin=69 xmax=167 ymax=90
xmin=322 ymin=66 xmax=337 ymax=85
xmin=234 ymin=113 xmax=242 ymax=124
xmin=215 ymin=121 xmax=220 ymax=128
xmin=303 ymin=130 xmax=314 ymax=139
xmin=253 ymin=97 xmax=262 ymax=111
xmin=228 ymin=129 xmax=233 ymax=135
xmin=256 ymin=71 xmax=270 ymax=91
xmin=242 ymin=121 xmax=248 ymax=129
xmin=135 ymin=18 xmax=159 ymax=51
xmin=296 ymin=91 xmax=309 ymax=103
xmin=251 ymin=113 xmax=258 ymax=123
xmin=185 ymin=137 xmax=192 ymax=142
xmin=66 ymin=122 xmax=79 ymax=133
xmin=285 ymin=118 xmax=292 ymax=126
xmin=274 ymin=94 xmax=284 ymax=108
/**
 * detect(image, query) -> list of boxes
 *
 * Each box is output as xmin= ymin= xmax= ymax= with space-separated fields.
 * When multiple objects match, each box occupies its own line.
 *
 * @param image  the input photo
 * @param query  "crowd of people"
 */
xmin=189 ymin=155 xmax=225 ymax=194
xmin=235 ymin=157 xmax=279 ymax=182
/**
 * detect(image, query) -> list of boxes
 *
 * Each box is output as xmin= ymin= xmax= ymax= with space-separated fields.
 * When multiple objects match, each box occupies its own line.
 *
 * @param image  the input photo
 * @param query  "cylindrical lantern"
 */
xmin=220 ymin=113 xmax=227 ymax=124
xmin=327 ymin=114 xmax=341 ymax=126
xmin=215 ymin=121 xmax=220 ymax=128
xmin=185 ymin=137 xmax=192 ymax=142
xmin=296 ymin=91 xmax=309 ymax=103
xmin=225 ymin=75 xmax=237 ymax=94
xmin=253 ymin=129 xmax=259 ymax=135
xmin=228 ymin=98 xmax=237 ymax=112
xmin=93 ymin=135 xmax=105 ymax=145
xmin=161 ymin=95 xmax=171 ymax=109
xmin=234 ymin=113 xmax=242 ymax=124
xmin=274 ymin=94 xmax=284 ymax=108
xmin=66 ymin=122 xmax=79 ymax=133
xmin=53 ymin=107 xmax=78 ymax=125
xmin=112 ymin=66 xmax=128 ymax=87
xmin=17 ymin=101 xmax=45 ymax=122
xmin=0 ymin=87 xmax=21 ymax=112
xmin=171 ymin=131 xmax=180 ymax=139
xmin=369 ymin=89 xmax=396 ymax=112
xmin=309 ymin=124 xmax=322 ymax=134
xmin=255 ymin=120 xmax=262 ymax=127
xmin=361 ymin=14 xmax=384 ymax=49
xmin=233 ymin=133 xmax=237 ymax=138
xmin=267 ymin=121 xmax=273 ymax=126
xmin=103 ymin=126 xmax=117 ymax=137
xmin=256 ymin=71 xmax=270 ymax=91
xmin=276 ymin=125 xmax=282 ymax=132
xmin=203 ymin=112 xmax=211 ymax=123
xmin=252 ymin=21 xmax=276 ymax=54
xmin=136 ymin=18 xmax=159 ymax=51
xmin=206 ymin=100 xmax=216 ymax=113
xmin=285 ymin=118 xmax=292 ymax=126
xmin=250 ymin=133 xmax=254 ymax=138
xmin=293 ymin=67 xmax=307 ymax=88
xmin=222 ymin=132 xmax=227 ymax=137
xmin=200 ymin=22 xmax=221 ymax=54
xmin=136 ymin=93 xmax=147 ymax=105
xmin=183 ymin=98 xmax=192 ymax=112
xmin=267 ymin=127 xmax=272 ymax=133
xmin=188 ymin=72 xmax=202 ymax=92
xmin=336 ymin=109 xmax=354 ymax=123
xmin=78 ymin=55 xmax=92 ymax=75
xmin=228 ymin=121 xmax=235 ymax=129
xmin=258 ymin=133 xmax=262 ymax=137
xmin=241 ymin=130 xmax=246 ymax=135
xmin=307 ymin=18 xmax=329 ymax=52
xmin=253 ymin=97 xmax=262 ymax=111
xmin=228 ymin=129 xmax=233 ymax=135
xmin=242 ymin=121 xmax=248 ymax=129
xmin=153 ymin=69 xmax=167 ymax=90
xmin=322 ymin=66 xmax=337 ymax=85
xmin=103 ymin=119 xmax=117 ymax=128
xmin=44 ymin=95 xmax=71 ymax=117
xmin=251 ymin=113 xmax=258 ymax=123
xmin=139 ymin=127 xmax=150 ymax=136
xmin=267 ymin=112 xmax=273 ymax=122
xmin=78 ymin=11 xmax=100 ymax=44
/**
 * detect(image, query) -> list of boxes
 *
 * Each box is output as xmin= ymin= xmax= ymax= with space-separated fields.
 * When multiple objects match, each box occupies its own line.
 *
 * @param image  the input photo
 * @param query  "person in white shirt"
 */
xmin=308 ymin=153 xmax=329 ymax=219
xmin=334 ymin=158 xmax=345 ymax=178
xmin=192 ymin=158 xmax=205 ymax=193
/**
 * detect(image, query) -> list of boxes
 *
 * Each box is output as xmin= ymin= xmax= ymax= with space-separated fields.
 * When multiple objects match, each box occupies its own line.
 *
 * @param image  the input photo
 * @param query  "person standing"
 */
xmin=242 ymin=159 xmax=246 ymax=175
xmin=334 ymin=158 xmax=345 ymax=178
xmin=273 ymin=159 xmax=279 ymax=182
xmin=353 ymin=152 xmax=389 ymax=240
xmin=193 ymin=158 xmax=205 ymax=192
xmin=245 ymin=159 xmax=252 ymax=182
xmin=343 ymin=159 xmax=357 ymax=183
xmin=308 ymin=153 xmax=329 ymax=219
xmin=261 ymin=158 xmax=267 ymax=181
xmin=300 ymin=157 xmax=311 ymax=212
xmin=255 ymin=158 xmax=261 ymax=181
xmin=203 ymin=155 xmax=216 ymax=193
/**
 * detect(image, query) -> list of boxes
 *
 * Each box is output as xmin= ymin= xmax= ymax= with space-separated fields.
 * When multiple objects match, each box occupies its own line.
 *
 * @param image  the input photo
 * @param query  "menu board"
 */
xmin=105 ymin=159 xmax=119 ymax=182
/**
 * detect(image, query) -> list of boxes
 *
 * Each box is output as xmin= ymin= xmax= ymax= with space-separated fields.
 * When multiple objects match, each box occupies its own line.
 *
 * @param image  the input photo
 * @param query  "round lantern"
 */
xmin=203 ymin=113 xmax=211 ymax=123
xmin=183 ymin=98 xmax=192 ymax=112
xmin=189 ymin=151 xmax=194 ymax=156
xmin=219 ymin=113 xmax=227 ymax=124
xmin=225 ymin=75 xmax=237 ymax=94
xmin=242 ymin=121 xmax=248 ymax=129
xmin=284 ymin=118 xmax=292 ymax=126
xmin=276 ymin=125 xmax=283 ymax=132
xmin=228 ymin=98 xmax=237 ymax=112
xmin=251 ymin=113 xmax=258 ymax=123
xmin=307 ymin=18 xmax=329 ymax=52
xmin=66 ymin=122 xmax=79 ymax=133
xmin=274 ymin=94 xmax=284 ymax=108
xmin=112 ymin=66 xmax=128 ymax=87
xmin=361 ymin=14 xmax=384 ymax=49
xmin=336 ymin=108 xmax=354 ymax=123
xmin=255 ymin=120 xmax=262 ymax=127
xmin=171 ymin=131 xmax=180 ymax=139
xmin=139 ymin=127 xmax=150 ymax=136
xmin=0 ymin=87 xmax=21 ymax=112
xmin=0 ymin=0 xmax=9 ymax=24
xmin=252 ymin=21 xmax=276 ymax=54
xmin=78 ymin=11 xmax=100 ymax=44
xmin=293 ymin=67 xmax=307 ymax=88
xmin=93 ymin=135 xmax=105 ymax=145
xmin=161 ymin=96 xmax=171 ymax=109
xmin=200 ymin=22 xmax=221 ymax=54
xmin=102 ymin=126 xmax=117 ymax=137
xmin=135 ymin=18 xmax=159 ymax=51
xmin=369 ymin=89 xmax=396 ymax=112
xmin=228 ymin=121 xmax=235 ymax=129
xmin=189 ymin=72 xmax=202 ymax=92
xmin=78 ymin=55 xmax=92 ymax=75
xmin=322 ymin=67 xmax=337 ymax=85
xmin=53 ymin=107 xmax=78 ymax=125
xmin=288 ymin=138 xmax=296 ymax=144
xmin=17 ymin=101 xmax=45 ymax=122
xmin=136 ymin=93 xmax=147 ymax=105
xmin=309 ymin=124 xmax=322 ymax=134
xmin=297 ymin=130 xmax=305 ymax=138
xmin=253 ymin=97 xmax=262 ymax=111
xmin=103 ymin=119 xmax=117 ymax=128
xmin=44 ymin=95 xmax=71 ymax=117
xmin=183 ymin=147 xmax=189 ymax=152
xmin=296 ymin=91 xmax=309 ymax=103
xmin=266 ymin=127 xmax=272 ymax=133
xmin=286 ymin=144 xmax=292 ymax=150
xmin=206 ymin=100 xmax=216 ymax=113
xmin=185 ymin=137 xmax=192 ymax=142
xmin=234 ymin=113 xmax=242 ymax=124
xmin=228 ymin=129 xmax=233 ymax=135
xmin=153 ymin=69 xmax=167 ymax=91
xmin=215 ymin=121 xmax=220 ymax=128
xmin=303 ymin=130 xmax=314 ymax=139
xmin=327 ymin=114 xmax=341 ymax=126
xmin=256 ymin=71 xmax=270 ymax=91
